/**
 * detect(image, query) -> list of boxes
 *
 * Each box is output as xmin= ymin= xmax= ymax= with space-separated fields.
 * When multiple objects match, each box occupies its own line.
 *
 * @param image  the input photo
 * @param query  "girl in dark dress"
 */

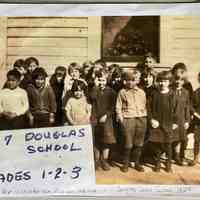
xmin=171 ymin=76 xmax=191 ymax=165
xmin=89 ymin=69 xmax=117 ymax=171
xmin=148 ymin=71 xmax=178 ymax=173
xmin=141 ymin=67 xmax=157 ymax=162
xmin=50 ymin=66 xmax=66 ymax=126
xmin=171 ymin=62 xmax=193 ymax=164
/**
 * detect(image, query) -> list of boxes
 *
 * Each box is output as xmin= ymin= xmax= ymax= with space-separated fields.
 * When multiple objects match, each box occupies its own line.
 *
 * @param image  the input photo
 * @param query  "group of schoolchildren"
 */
xmin=0 ymin=55 xmax=200 ymax=174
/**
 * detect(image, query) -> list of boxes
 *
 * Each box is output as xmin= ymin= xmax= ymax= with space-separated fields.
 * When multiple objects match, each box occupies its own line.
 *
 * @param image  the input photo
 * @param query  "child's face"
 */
xmin=7 ymin=75 xmax=20 ymax=90
xmin=74 ymin=89 xmax=84 ymax=99
xmin=35 ymin=75 xmax=45 ymax=89
xmin=70 ymin=69 xmax=80 ymax=80
xmin=83 ymin=66 xmax=91 ymax=76
xmin=174 ymin=69 xmax=187 ymax=79
xmin=158 ymin=79 xmax=170 ymax=91
xmin=145 ymin=57 xmax=156 ymax=66
xmin=175 ymin=79 xmax=184 ymax=89
xmin=124 ymin=79 xmax=137 ymax=89
xmin=28 ymin=61 xmax=38 ymax=73
xmin=143 ymin=74 xmax=154 ymax=87
xmin=97 ymin=76 xmax=107 ymax=90
xmin=133 ymin=70 xmax=141 ymax=84
xmin=56 ymin=70 xmax=65 ymax=83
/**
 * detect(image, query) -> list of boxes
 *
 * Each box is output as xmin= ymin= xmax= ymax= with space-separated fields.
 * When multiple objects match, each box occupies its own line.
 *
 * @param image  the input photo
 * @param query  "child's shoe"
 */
xmin=120 ymin=162 xmax=129 ymax=173
xmin=188 ymin=158 xmax=198 ymax=166
xmin=101 ymin=159 xmax=111 ymax=171
xmin=135 ymin=163 xmax=145 ymax=172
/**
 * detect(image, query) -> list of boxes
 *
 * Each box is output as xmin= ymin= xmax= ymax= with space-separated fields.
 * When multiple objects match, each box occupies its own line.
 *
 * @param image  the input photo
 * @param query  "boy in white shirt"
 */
xmin=0 ymin=69 xmax=29 ymax=130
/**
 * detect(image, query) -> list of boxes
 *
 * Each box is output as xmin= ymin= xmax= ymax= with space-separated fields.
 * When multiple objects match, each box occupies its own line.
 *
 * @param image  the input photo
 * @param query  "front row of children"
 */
xmin=0 ymin=59 xmax=200 ymax=174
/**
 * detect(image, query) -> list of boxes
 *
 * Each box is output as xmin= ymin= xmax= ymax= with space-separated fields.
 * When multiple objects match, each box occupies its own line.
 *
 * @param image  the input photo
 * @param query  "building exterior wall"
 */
xmin=0 ymin=16 xmax=199 ymax=88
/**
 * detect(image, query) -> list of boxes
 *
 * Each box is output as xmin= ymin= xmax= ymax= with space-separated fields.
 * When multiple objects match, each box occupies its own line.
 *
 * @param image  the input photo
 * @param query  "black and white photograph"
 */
xmin=0 ymin=15 xmax=200 ymax=186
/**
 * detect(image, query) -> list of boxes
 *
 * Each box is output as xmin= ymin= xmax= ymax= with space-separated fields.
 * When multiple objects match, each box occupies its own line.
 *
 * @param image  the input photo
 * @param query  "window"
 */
xmin=102 ymin=16 xmax=160 ymax=62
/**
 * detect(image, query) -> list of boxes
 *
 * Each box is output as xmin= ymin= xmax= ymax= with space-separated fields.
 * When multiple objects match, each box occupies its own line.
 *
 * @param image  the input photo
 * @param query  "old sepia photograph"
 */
xmin=0 ymin=15 xmax=200 ymax=186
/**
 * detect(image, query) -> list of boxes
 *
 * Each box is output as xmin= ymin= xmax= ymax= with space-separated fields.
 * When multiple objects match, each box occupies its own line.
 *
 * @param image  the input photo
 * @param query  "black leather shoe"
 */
xmin=120 ymin=163 xmax=129 ymax=173
xmin=135 ymin=164 xmax=145 ymax=172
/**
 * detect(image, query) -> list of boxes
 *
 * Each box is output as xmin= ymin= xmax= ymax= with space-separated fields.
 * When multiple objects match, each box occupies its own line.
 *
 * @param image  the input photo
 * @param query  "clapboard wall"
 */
xmin=0 ymin=16 xmax=200 ymax=88
xmin=160 ymin=16 xmax=200 ymax=89
xmin=5 ymin=17 xmax=101 ymax=74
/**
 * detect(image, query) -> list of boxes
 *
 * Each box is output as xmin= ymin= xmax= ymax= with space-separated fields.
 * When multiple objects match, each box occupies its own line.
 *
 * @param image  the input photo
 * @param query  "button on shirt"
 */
xmin=0 ymin=87 xmax=29 ymax=116
xmin=116 ymin=87 xmax=147 ymax=119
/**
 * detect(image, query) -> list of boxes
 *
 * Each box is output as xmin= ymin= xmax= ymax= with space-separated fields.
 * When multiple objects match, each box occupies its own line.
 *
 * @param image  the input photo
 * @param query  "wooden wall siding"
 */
xmin=160 ymin=16 xmax=200 ymax=89
xmin=7 ymin=17 xmax=90 ymax=74
xmin=0 ymin=17 xmax=8 ymax=89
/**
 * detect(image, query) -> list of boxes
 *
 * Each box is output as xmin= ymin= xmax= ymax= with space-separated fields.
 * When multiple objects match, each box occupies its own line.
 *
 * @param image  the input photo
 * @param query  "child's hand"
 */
xmin=151 ymin=119 xmax=159 ymax=128
xmin=90 ymin=116 xmax=97 ymax=125
xmin=194 ymin=112 xmax=200 ymax=120
xmin=172 ymin=124 xmax=178 ymax=130
xmin=99 ymin=115 xmax=107 ymax=123
xmin=184 ymin=122 xmax=189 ymax=130
xmin=29 ymin=115 xmax=34 ymax=127
xmin=117 ymin=115 xmax=123 ymax=124
xmin=49 ymin=113 xmax=55 ymax=124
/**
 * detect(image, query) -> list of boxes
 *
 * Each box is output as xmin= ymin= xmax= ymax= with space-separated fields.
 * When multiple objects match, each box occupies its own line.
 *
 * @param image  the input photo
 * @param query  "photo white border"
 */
xmin=0 ymin=3 xmax=200 ymax=198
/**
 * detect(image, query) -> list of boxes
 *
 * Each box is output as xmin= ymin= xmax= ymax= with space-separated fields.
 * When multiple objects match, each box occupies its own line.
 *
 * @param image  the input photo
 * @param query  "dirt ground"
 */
xmin=96 ymin=149 xmax=200 ymax=185
xmin=96 ymin=161 xmax=200 ymax=185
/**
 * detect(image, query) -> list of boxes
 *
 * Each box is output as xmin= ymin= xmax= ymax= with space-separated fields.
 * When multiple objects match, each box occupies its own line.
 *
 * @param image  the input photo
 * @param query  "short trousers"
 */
xmin=121 ymin=117 xmax=147 ymax=148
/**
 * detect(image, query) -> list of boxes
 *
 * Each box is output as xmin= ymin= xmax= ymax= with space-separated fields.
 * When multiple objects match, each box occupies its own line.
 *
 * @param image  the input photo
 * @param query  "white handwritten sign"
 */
xmin=0 ymin=125 xmax=95 ymax=196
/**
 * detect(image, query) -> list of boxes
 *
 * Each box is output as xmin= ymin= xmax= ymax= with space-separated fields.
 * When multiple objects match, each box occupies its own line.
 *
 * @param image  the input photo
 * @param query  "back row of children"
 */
xmin=0 ymin=55 xmax=200 ymax=173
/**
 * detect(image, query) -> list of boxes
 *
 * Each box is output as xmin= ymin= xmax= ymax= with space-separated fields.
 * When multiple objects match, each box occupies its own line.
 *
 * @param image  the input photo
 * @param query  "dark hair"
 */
xmin=25 ymin=57 xmax=39 ymax=68
xmin=108 ymin=64 xmax=120 ymax=72
xmin=71 ymin=79 xmax=87 ymax=94
xmin=32 ymin=67 xmax=48 ymax=80
xmin=13 ymin=59 xmax=25 ymax=69
xmin=111 ymin=67 xmax=122 ymax=80
xmin=94 ymin=59 xmax=107 ymax=69
xmin=55 ymin=66 xmax=66 ymax=73
xmin=68 ymin=62 xmax=81 ymax=75
xmin=142 ymin=67 xmax=156 ymax=79
xmin=172 ymin=62 xmax=187 ymax=74
xmin=157 ymin=70 xmax=172 ymax=82
xmin=7 ymin=69 xmax=21 ymax=81
xmin=94 ymin=69 xmax=107 ymax=79
xmin=135 ymin=62 xmax=145 ymax=74
xmin=82 ymin=60 xmax=94 ymax=69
